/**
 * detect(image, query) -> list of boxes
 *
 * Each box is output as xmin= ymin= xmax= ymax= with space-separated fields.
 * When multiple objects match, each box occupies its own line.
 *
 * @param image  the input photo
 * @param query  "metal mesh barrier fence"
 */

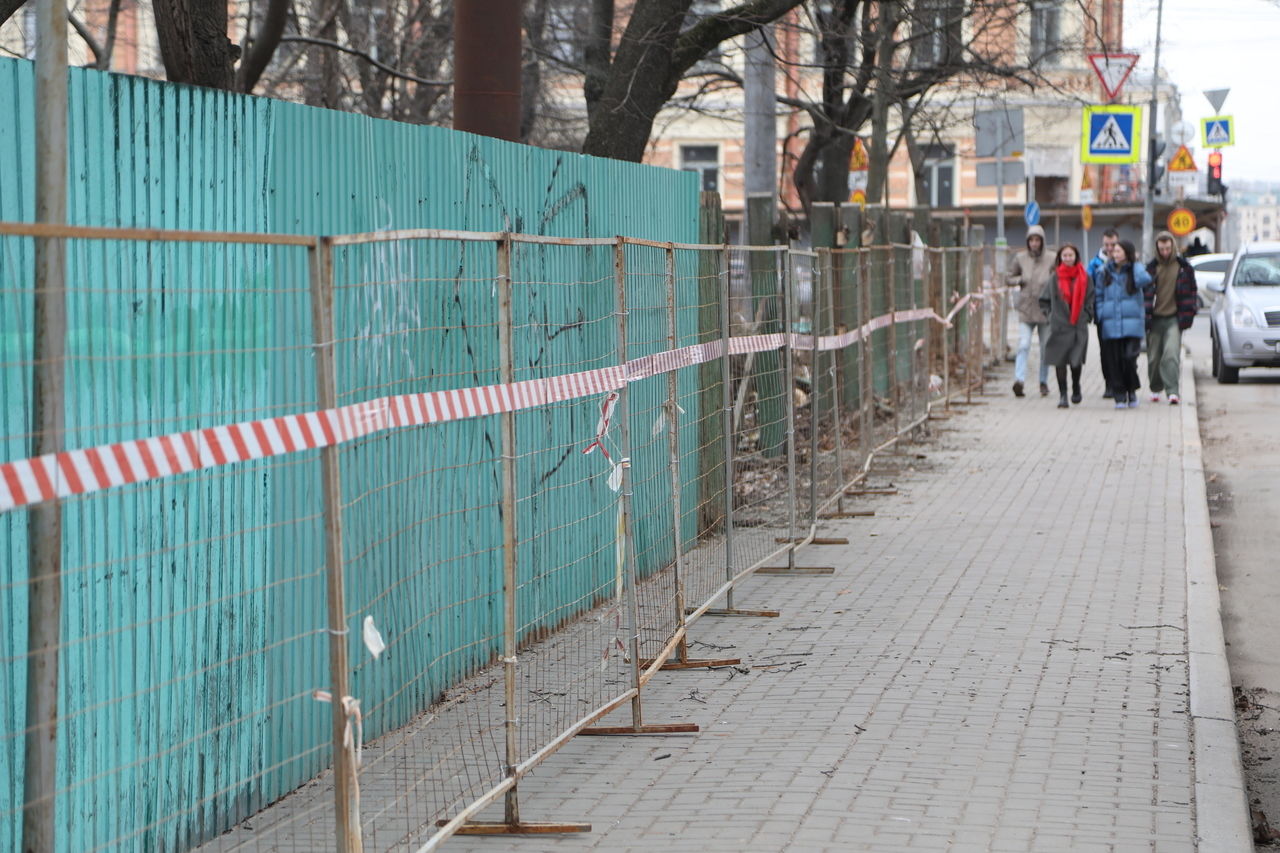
xmin=0 ymin=222 xmax=993 ymax=852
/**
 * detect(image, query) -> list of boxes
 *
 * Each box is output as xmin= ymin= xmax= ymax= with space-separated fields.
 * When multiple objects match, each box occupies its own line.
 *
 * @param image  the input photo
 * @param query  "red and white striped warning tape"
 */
xmin=0 ymin=305 xmax=969 ymax=512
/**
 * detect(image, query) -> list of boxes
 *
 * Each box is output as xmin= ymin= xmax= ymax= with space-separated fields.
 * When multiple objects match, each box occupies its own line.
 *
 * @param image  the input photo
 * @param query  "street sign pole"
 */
xmin=1141 ymin=0 xmax=1165 ymax=259
xmin=995 ymin=113 xmax=1008 ymax=352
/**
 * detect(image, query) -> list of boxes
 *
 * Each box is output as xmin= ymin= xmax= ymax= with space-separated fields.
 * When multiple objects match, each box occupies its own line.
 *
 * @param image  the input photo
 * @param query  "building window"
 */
xmin=680 ymin=145 xmax=721 ymax=192
xmin=912 ymin=0 xmax=961 ymax=67
xmin=919 ymin=144 xmax=955 ymax=207
xmin=1030 ymin=0 xmax=1063 ymax=65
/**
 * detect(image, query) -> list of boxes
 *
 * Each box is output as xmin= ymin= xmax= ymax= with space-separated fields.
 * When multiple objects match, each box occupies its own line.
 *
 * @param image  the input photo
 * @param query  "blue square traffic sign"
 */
xmin=1080 ymin=106 xmax=1142 ymax=164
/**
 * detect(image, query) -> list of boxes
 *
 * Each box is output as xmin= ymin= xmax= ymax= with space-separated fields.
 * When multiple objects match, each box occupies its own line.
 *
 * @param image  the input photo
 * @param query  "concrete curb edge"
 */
xmin=1181 ymin=352 xmax=1253 ymax=851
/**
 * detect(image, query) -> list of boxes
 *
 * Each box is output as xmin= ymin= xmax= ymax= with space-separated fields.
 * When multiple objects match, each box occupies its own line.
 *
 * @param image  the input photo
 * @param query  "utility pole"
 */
xmin=1141 ymin=0 xmax=1166 ymax=255
xmin=453 ymin=0 xmax=522 ymax=141
xmin=744 ymin=26 xmax=777 ymax=210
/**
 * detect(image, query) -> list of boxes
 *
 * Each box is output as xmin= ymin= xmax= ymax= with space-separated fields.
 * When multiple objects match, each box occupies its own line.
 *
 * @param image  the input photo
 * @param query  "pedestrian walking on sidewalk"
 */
xmin=1094 ymin=240 xmax=1153 ymax=409
xmin=1144 ymin=231 xmax=1199 ymax=405
xmin=1040 ymin=244 xmax=1093 ymax=408
xmin=1087 ymin=228 xmax=1122 ymax=398
xmin=1007 ymin=224 xmax=1054 ymax=398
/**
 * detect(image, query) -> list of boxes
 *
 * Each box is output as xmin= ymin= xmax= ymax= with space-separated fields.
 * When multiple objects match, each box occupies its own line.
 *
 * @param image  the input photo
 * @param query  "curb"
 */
xmin=1180 ymin=352 xmax=1253 ymax=851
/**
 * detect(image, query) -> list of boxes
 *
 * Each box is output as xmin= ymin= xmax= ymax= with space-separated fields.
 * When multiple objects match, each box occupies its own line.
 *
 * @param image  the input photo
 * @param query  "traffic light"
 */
xmin=1208 ymin=151 xmax=1224 ymax=196
xmin=1149 ymin=139 xmax=1167 ymax=190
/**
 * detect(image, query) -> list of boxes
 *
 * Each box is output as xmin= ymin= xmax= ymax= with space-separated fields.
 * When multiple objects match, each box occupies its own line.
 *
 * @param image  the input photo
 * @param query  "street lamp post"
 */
xmin=1141 ymin=0 xmax=1166 ymax=255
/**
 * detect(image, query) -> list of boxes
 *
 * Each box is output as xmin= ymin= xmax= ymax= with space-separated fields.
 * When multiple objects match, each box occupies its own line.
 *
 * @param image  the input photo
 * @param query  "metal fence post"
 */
xmin=496 ymin=236 xmax=521 ymax=826
xmin=859 ymin=251 xmax=873 ymax=460
xmin=720 ymin=246 xmax=736 ymax=609
xmin=309 ymin=238 xmax=363 ymax=853
xmin=808 ymin=254 xmax=820 ymax=529
xmin=887 ymin=248 xmax=899 ymax=439
xmin=942 ymin=249 xmax=952 ymax=412
xmin=663 ymin=245 xmax=691 ymax=662
xmin=781 ymin=251 xmax=798 ymax=570
xmin=821 ymin=252 xmax=849 ymax=515
xmin=23 ymin=2 xmax=69 ymax=849
xmin=615 ymin=239 xmax=645 ymax=729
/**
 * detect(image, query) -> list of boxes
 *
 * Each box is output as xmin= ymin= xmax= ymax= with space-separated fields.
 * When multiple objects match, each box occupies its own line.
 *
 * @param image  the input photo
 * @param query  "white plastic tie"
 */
xmin=313 ymin=689 xmax=364 ymax=766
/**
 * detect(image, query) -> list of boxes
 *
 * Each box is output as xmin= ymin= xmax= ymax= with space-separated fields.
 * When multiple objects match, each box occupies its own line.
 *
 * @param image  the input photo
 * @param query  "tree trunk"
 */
xmin=581 ymin=0 xmax=687 ymax=161
xmin=153 ymin=0 xmax=238 ymax=90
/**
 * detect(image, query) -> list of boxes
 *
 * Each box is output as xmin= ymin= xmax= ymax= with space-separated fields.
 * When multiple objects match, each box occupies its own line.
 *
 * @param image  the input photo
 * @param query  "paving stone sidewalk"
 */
xmin=443 ymin=360 xmax=1209 ymax=853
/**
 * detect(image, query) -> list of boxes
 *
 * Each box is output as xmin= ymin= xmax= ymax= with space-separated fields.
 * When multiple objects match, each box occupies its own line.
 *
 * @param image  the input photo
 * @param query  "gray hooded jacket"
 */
xmin=1006 ymin=224 xmax=1053 ymax=324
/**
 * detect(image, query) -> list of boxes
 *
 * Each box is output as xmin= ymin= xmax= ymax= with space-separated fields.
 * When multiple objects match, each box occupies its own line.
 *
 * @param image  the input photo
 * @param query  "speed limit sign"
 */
xmin=1167 ymin=207 xmax=1196 ymax=237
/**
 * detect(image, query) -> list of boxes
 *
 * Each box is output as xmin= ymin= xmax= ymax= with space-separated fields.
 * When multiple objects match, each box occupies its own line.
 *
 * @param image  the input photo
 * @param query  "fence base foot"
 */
xmin=844 ymin=488 xmax=898 ymax=496
xmin=579 ymin=723 xmax=700 ymax=736
xmin=444 ymin=820 xmax=592 ymax=835
xmin=773 ymin=536 xmax=849 ymax=545
xmin=640 ymin=657 xmax=742 ymax=670
xmin=756 ymin=566 xmax=835 ymax=575
xmin=820 ymin=510 xmax=875 ymax=519
xmin=690 ymin=608 xmax=781 ymax=618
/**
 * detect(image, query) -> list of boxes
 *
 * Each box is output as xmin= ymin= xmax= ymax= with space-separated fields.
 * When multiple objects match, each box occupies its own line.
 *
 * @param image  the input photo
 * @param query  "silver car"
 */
xmin=1188 ymin=252 xmax=1233 ymax=311
xmin=1209 ymin=241 xmax=1280 ymax=383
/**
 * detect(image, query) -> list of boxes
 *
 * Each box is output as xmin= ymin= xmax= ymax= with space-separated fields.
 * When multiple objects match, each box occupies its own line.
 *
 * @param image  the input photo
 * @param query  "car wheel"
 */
xmin=1218 ymin=358 xmax=1240 ymax=384
xmin=1211 ymin=335 xmax=1220 ymax=377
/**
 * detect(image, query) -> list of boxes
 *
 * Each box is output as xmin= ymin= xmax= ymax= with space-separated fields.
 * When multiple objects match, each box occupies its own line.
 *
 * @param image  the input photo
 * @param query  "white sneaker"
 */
xmin=1150 ymin=393 xmax=1161 ymax=403
xmin=1169 ymin=394 xmax=1180 ymax=405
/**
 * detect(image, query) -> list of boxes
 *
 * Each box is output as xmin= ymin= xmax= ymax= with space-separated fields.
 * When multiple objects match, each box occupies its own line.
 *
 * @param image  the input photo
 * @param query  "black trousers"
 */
xmin=1100 ymin=337 xmax=1142 ymax=394
xmin=1096 ymin=324 xmax=1116 ymax=392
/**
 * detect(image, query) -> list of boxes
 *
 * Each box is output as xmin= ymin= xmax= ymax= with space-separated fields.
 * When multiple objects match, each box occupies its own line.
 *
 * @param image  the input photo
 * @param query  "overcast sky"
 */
xmin=1126 ymin=0 xmax=1280 ymax=183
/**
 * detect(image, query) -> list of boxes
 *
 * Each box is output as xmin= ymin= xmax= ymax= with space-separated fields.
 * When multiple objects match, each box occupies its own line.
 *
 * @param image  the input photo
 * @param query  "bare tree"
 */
xmin=781 ymin=0 xmax=1057 ymax=215
xmin=581 ymin=0 xmax=806 ymax=162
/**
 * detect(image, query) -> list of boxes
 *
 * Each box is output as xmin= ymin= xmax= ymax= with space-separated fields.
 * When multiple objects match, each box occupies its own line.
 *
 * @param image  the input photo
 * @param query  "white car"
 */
xmin=1208 ymin=242 xmax=1280 ymax=383
xmin=1188 ymin=253 xmax=1233 ymax=310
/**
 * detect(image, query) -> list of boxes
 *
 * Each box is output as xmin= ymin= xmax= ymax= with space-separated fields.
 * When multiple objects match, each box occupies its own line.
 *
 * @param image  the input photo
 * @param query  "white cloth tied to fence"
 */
xmin=312 ymin=689 xmax=364 ymax=766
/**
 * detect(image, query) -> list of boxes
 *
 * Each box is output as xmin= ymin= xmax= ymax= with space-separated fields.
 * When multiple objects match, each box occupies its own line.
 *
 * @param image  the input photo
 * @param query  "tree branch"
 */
xmin=68 ymin=12 xmax=104 ymax=66
xmin=0 ymin=0 xmax=25 ymax=28
xmin=670 ymin=0 xmax=806 ymax=83
xmin=278 ymin=35 xmax=452 ymax=87
xmin=238 ymin=0 xmax=290 ymax=92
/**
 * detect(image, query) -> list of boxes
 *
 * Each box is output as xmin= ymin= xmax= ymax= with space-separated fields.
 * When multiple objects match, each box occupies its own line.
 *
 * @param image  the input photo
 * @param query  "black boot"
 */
xmin=1058 ymin=392 xmax=1069 ymax=409
xmin=1071 ymin=367 xmax=1082 ymax=404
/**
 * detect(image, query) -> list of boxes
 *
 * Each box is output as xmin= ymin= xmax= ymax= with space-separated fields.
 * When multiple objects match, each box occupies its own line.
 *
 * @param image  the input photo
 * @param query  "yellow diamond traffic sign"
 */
xmin=1167 ymin=144 xmax=1197 ymax=172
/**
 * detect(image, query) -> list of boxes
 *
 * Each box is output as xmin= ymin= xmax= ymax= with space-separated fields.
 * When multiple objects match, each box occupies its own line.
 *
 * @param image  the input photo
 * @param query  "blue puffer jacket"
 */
xmin=1093 ymin=260 xmax=1153 ymax=340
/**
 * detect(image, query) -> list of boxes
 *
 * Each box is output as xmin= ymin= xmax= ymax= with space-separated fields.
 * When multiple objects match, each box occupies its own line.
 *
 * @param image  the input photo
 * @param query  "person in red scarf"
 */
xmin=1039 ymin=244 xmax=1094 ymax=408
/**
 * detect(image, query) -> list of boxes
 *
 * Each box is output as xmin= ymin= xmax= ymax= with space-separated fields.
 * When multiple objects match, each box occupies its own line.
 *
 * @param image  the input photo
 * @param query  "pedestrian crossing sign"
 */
xmin=1201 ymin=115 xmax=1235 ymax=148
xmin=1081 ymin=105 xmax=1142 ymax=164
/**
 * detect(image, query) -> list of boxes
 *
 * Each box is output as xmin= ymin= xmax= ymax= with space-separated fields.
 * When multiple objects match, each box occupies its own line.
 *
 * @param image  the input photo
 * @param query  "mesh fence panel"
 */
xmin=1 ymin=223 xmax=992 ymax=852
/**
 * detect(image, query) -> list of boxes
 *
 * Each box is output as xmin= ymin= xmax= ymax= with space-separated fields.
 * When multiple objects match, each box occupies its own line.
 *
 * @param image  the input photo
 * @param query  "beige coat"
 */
xmin=1006 ymin=225 xmax=1053 ymax=324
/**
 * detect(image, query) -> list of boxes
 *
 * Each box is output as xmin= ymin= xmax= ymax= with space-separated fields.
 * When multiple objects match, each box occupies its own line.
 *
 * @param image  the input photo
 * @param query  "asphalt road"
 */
xmin=1185 ymin=318 xmax=1280 ymax=846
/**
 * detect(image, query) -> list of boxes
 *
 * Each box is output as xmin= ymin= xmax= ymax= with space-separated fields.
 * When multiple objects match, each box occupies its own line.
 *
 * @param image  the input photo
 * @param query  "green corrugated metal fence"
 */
xmin=0 ymin=57 xmax=699 ymax=851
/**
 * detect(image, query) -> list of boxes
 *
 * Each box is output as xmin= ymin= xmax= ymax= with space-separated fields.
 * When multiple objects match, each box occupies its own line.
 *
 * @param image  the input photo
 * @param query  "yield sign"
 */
xmin=1168 ymin=144 xmax=1197 ymax=172
xmin=1204 ymin=88 xmax=1230 ymax=114
xmin=1087 ymin=53 xmax=1140 ymax=101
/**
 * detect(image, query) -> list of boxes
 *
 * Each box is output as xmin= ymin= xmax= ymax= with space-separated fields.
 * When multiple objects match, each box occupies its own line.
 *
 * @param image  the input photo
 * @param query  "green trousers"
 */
xmin=1147 ymin=315 xmax=1182 ymax=395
